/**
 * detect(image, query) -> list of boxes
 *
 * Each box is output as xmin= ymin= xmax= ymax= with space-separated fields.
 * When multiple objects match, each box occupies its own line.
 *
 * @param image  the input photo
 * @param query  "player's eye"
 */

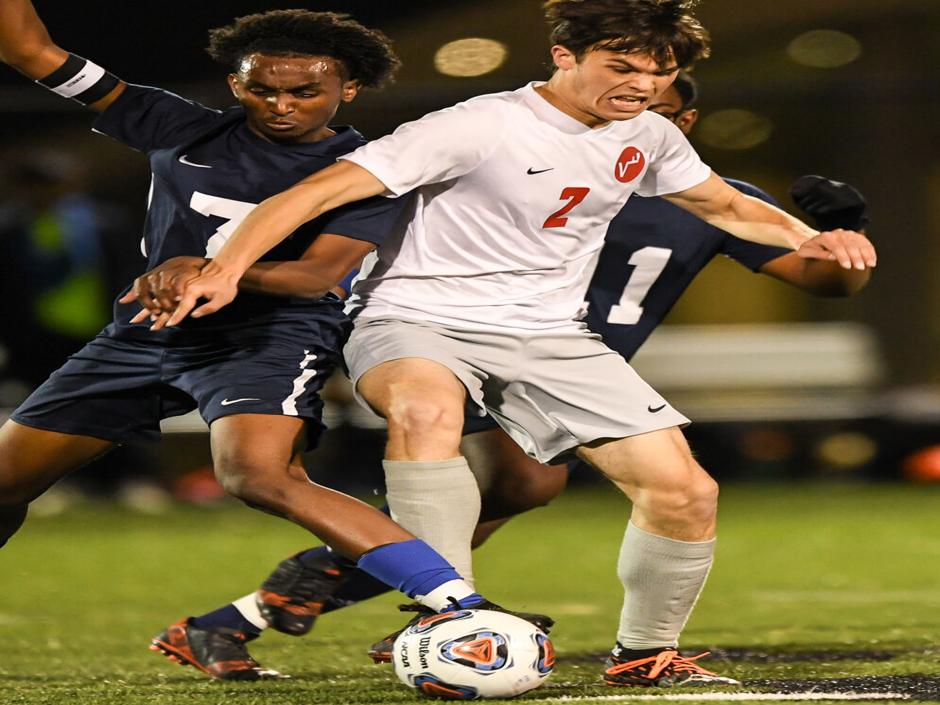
xmin=295 ymin=92 xmax=319 ymax=98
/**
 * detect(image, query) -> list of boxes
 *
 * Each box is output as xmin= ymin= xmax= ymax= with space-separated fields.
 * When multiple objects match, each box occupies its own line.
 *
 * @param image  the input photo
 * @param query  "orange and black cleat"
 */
xmin=150 ymin=618 xmax=287 ymax=681
xmin=256 ymin=551 xmax=348 ymax=636
xmin=603 ymin=646 xmax=740 ymax=687
xmin=367 ymin=600 xmax=555 ymax=664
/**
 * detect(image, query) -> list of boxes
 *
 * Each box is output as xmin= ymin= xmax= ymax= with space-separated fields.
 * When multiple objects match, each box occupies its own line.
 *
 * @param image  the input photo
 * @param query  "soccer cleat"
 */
xmin=150 ymin=618 xmax=287 ymax=681
xmin=603 ymin=647 xmax=740 ymax=687
xmin=256 ymin=550 xmax=348 ymax=636
xmin=367 ymin=600 xmax=555 ymax=663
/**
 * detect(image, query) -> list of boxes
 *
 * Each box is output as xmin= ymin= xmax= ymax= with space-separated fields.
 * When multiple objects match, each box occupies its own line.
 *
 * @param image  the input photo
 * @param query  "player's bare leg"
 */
xmin=579 ymin=427 xmax=717 ymax=541
xmin=357 ymin=357 xmax=480 ymax=583
xmin=577 ymin=427 xmax=737 ymax=686
xmin=0 ymin=421 xmax=114 ymax=547
xmin=209 ymin=413 xmax=413 ymax=558
xmin=461 ymin=427 xmax=568 ymax=522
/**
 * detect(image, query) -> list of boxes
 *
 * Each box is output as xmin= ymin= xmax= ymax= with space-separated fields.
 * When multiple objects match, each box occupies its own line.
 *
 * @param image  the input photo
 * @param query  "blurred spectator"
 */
xmin=0 ymin=152 xmax=131 ymax=390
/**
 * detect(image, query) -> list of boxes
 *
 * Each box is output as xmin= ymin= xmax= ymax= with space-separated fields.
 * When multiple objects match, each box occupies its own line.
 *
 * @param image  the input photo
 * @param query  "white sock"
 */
xmin=384 ymin=457 xmax=481 ymax=588
xmin=415 ymin=579 xmax=479 ymax=612
xmin=232 ymin=592 xmax=270 ymax=632
xmin=616 ymin=520 xmax=715 ymax=649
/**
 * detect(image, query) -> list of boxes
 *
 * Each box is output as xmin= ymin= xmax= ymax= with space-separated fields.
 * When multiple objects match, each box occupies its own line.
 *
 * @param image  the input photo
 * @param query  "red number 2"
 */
xmin=542 ymin=187 xmax=590 ymax=229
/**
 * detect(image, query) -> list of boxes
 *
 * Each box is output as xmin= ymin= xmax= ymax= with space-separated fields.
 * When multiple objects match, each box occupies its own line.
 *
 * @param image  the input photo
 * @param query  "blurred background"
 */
xmin=2 ymin=0 xmax=940 ymax=511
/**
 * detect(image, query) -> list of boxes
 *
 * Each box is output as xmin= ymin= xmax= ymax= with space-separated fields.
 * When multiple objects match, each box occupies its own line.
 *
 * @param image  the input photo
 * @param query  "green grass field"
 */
xmin=2 ymin=484 xmax=939 ymax=704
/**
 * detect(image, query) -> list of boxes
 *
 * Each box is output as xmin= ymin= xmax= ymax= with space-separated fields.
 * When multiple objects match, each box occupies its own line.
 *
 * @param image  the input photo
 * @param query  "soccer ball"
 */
xmin=392 ymin=609 xmax=554 ymax=700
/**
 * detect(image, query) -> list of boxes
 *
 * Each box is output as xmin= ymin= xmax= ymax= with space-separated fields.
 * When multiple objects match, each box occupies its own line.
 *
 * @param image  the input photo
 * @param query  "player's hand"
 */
xmin=796 ymin=229 xmax=877 ymax=270
xmin=118 ymin=256 xmax=208 ymax=326
xmin=161 ymin=263 xmax=241 ymax=329
xmin=790 ymin=175 xmax=868 ymax=232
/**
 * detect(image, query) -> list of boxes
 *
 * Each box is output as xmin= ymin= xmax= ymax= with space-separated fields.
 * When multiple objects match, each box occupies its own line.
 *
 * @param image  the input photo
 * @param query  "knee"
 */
xmin=483 ymin=464 xmax=567 ymax=519
xmin=387 ymin=396 xmax=463 ymax=440
xmin=214 ymin=458 xmax=296 ymax=512
xmin=0 ymin=462 xmax=36 ymax=507
xmin=643 ymin=463 xmax=719 ymax=528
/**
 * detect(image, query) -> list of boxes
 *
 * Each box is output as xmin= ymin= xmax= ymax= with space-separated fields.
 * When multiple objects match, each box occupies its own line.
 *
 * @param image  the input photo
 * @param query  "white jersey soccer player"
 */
xmin=162 ymin=0 xmax=876 ymax=688
xmin=344 ymin=82 xmax=708 ymax=331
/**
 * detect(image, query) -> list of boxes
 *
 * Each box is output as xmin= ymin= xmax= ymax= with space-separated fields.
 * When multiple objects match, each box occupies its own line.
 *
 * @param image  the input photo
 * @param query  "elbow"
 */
xmin=810 ymin=271 xmax=872 ymax=298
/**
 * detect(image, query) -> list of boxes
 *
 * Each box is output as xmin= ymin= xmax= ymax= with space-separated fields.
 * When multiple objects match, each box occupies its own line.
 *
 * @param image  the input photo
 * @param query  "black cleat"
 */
xmin=367 ymin=600 xmax=554 ymax=663
xmin=603 ymin=646 xmax=740 ymax=687
xmin=256 ymin=550 xmax=349 ymax=636
xmin=150 ymin=618 xmax=287 ymax=681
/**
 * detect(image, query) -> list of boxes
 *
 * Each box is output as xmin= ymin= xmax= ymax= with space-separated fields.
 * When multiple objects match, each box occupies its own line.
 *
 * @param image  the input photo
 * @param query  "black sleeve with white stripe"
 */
xmin=36 ymin=53 xmax=120 ymax=105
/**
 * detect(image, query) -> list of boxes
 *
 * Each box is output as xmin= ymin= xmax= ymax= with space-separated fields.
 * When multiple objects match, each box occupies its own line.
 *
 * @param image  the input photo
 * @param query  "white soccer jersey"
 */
xmin=343 ymin=82 xmax=711 ymax=331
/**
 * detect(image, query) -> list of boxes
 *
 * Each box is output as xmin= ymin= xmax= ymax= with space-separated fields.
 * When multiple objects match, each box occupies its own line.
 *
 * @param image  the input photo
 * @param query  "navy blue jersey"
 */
xmin=92 ymin=84 xmax=407 ymax=340
xmin=584 ymin=179 xmax=792 ymax=358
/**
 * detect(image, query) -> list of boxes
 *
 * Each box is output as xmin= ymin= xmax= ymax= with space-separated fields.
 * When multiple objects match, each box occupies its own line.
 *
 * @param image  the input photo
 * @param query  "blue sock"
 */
xmin=298 ymin=506 xmax=394 ymax=572
xmin=357 ymin=539 xmax=483 ymax=607
xmin=190 ymin=604 xmax=262 ymax=641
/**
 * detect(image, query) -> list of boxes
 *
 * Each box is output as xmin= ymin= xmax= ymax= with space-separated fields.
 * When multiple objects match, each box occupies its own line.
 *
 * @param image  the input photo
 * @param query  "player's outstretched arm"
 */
xmin=758 ymin=175 xmax=872 ymax=296
xmin=758 ymin=249 xmax=871 ymax=297
xmin=164 ymin=160 xmax=387 ymax=326
xmin=121 ymin=234 xmax=375 ymax=329
xmin=665 ymin=172 xmax=876 ymax=271
xmin=0 ymin=0 xmax=124 ymax=111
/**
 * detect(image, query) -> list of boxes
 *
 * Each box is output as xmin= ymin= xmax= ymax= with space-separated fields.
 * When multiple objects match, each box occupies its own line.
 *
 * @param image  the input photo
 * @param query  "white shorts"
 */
xmin=344 ymin=317 xmax=690 ymax=463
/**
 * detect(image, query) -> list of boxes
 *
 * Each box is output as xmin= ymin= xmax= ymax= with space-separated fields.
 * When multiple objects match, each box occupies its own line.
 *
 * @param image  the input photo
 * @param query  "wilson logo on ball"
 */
xmin=614 ymin=147 xmax=646 ymax=183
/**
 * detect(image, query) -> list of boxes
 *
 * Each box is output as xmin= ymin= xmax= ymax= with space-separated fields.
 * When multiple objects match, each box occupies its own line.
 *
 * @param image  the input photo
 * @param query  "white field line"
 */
xmin=528 ymin=692 xmax=909 ymax=702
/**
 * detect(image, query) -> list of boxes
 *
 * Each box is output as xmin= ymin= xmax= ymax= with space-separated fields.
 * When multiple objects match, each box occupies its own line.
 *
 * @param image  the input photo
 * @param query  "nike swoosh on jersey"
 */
xmin=648 ymin=404 xmax=667 ymax=413
xmin=220 ymin=397 xmax=261 ymax=406
xmin=178 ymin=154 xmax=213 ymax=169
xmin=526 ymin=167 xmax=554 ymax=175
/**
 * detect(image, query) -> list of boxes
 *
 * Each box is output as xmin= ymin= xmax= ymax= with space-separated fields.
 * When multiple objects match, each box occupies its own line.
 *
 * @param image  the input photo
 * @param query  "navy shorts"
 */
xmin=462 ymin=410 xmax=500 ymax=436
xmin=13 ymin=306 xmax=349 ymax=449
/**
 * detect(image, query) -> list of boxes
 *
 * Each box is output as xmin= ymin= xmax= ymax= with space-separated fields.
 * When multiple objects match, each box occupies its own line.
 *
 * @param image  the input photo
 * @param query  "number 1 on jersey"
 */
xmin=607 ymin=246 xmax=672 ymax=325
xmin=543 ymin=187 xmax=590 ymax=229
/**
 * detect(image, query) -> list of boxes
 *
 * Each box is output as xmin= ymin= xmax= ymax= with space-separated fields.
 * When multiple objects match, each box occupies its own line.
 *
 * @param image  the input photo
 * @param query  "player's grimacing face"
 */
xmin=228 ymin=54 xmax=359 ymax=144
xmin=551 ymin=46 xmax=680 ymax=126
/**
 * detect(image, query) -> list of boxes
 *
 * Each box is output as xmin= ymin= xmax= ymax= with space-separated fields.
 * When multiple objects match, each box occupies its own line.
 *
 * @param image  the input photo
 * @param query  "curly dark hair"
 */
xmin=543 ymin=0 xmax=711 ymax=68
xmin=206 ymin=9 xmax=401 ymax=89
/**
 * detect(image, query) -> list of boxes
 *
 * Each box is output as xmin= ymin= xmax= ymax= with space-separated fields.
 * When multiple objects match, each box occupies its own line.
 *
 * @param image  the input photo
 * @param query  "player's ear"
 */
xmin=341 ymin=80 xmax=360 ymax=103
xmin=226 ymin=74 xmax=241 ymax=99
xmin=676 ymin=108 xmax=698 ymax=135
xmin=550 ymin=44 xmax=578 ymax=72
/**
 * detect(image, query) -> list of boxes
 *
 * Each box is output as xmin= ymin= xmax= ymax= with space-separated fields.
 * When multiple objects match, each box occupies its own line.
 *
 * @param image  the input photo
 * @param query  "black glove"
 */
xmin=789 ymin=175 xmax=869 ymax=232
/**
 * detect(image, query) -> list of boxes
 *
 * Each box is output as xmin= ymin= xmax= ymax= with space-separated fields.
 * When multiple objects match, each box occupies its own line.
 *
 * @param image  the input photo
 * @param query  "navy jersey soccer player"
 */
xmin=584 ymin=179 xmax=788 ymax=355
xmin=13 ymin=85 xmax=402 ymax=440
xmin=0 ymin=3 xmax=505 ymax=681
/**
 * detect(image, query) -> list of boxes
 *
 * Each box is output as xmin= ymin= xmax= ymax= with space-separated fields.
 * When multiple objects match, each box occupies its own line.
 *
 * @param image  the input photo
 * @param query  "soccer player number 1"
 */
xmin=606 ymin=246 xmax=672 ymax=325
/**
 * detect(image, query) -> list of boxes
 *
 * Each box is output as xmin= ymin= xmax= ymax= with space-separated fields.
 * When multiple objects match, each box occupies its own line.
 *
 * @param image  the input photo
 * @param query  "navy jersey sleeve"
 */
xmin=92 ymin=84 xmax=223 ymax=154
xmin=719 ymin=179 xmax=794 ymax=272
xmin=317 ymin=192 xmax=413 ymax=246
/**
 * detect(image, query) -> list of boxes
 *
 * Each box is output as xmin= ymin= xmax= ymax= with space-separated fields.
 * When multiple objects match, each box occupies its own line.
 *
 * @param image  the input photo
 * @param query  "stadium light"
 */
xmin=434 ymin=38 xmax=508 ymax=77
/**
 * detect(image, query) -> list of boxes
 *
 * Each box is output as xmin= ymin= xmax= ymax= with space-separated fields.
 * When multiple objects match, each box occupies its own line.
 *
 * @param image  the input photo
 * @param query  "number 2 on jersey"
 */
xmin=543 ymin=187 xmax=590 ymax=228
xmin=606 ymin=246 xmax=672 ymax=325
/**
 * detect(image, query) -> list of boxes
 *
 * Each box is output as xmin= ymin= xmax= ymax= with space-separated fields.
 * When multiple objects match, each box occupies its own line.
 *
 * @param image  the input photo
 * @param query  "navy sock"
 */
xmin=295 ymin=545 xmax=357 ymax=571
xmin=321 ymin=570 xmax=393 ymax=614
xmin=190 ymin=604 xmax=262 ymax=641
xmin=356 ymin=539 xmax=482 ymax=605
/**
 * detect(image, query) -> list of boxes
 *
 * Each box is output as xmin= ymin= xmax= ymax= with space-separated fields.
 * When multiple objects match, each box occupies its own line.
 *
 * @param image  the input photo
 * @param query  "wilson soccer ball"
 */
xmin=392 ymin=609 xmax=554 ymax=700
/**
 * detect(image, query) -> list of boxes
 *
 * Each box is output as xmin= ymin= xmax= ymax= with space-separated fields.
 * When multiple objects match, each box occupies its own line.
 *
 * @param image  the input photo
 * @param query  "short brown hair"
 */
xmin=543 ymin=0 xmax=711 ymax=68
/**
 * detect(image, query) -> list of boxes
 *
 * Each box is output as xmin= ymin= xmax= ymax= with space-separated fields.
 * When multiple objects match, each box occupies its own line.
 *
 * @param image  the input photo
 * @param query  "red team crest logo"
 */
xmin=614 ymin=147 xmax=646 ymax=183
